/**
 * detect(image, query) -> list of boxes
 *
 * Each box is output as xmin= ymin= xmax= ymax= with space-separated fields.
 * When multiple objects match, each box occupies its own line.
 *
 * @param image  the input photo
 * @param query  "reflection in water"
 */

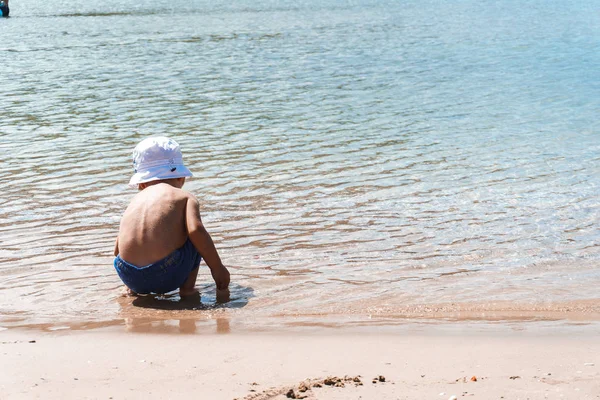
xmin=121 ymin=316 xmax=231 ymax=334
xmin=215 ymin=318 xmax=231 ymax=334
xmin=117 ymin=283 xmax=252 ymax=334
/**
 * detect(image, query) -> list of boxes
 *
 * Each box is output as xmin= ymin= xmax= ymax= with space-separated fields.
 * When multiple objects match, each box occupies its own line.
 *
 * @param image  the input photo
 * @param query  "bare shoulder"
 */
xmin=165 ymin=186 xmax=201 ymax=217
xmin=183 ymin=190 xmax=199 ymax=204
xmin=183 ymin=190 xmax=201 ymax=214
xmin=183 ymin=190 xmax=206 ymax=231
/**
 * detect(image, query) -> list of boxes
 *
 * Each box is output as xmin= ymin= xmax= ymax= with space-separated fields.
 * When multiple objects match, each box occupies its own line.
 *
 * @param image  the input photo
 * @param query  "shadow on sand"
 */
xmin=130 ymin=283 xmax=254 ymax=311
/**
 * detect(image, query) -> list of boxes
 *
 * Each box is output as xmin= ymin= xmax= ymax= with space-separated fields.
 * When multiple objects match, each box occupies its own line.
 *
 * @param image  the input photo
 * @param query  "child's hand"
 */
xmin=216 ymin=287 xmax=230 ymax=303
xmin=211 ymin=265 xmax=230 ymax=291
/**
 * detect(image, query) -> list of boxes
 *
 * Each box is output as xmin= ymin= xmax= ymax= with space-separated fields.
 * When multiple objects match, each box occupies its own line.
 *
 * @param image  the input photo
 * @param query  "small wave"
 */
xmin=55 ymin=10 xmax=160 ymax=17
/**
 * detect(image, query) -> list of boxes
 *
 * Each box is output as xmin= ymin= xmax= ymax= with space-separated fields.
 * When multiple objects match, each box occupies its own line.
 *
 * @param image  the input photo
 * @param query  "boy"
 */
xmin=114 ymin=136 xmax=230 ymax=298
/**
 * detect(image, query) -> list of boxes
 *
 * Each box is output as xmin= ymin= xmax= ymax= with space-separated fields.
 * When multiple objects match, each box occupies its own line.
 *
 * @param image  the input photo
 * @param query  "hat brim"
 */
xmin=129 ymin=164 xmax=193 ymax=188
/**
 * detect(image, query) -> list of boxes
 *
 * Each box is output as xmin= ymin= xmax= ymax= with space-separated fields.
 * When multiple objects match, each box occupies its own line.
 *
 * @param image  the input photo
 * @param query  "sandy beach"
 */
xmin=2 ymin=325 xmax=599 ymax=400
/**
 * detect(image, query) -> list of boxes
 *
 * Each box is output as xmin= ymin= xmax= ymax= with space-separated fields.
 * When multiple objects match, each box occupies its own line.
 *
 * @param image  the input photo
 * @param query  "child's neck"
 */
xmin=140 ymin=178 xmax=184 ymax=190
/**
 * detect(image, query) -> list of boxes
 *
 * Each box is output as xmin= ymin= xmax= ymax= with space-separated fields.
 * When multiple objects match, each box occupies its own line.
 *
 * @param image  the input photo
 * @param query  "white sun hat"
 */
xmin=129 ymin=136 xmax=193 ymax=188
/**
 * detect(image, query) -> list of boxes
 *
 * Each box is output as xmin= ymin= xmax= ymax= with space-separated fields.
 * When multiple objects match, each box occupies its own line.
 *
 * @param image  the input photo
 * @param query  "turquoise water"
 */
xmin=1 ymin=0 xmax=599 ymax=330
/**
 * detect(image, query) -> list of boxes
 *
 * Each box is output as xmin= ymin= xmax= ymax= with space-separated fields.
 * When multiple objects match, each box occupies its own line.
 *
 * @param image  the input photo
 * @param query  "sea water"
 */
xmin=0 ymin=0 xmax=599 ymax=332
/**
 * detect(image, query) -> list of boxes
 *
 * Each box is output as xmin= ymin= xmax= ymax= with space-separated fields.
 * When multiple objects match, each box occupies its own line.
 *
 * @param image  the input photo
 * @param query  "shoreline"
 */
xmin=2 ymin=327 xmax=599 ymax=400
xmin=2 ymin=296 xmax=600 ymax=334
xmin=3 ymin=316 xmax=600 ymax=336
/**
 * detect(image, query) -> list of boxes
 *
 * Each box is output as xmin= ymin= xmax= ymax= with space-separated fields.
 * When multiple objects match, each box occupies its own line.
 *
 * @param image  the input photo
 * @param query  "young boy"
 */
xmin=114 ymin=136 xmax=230 ymax=298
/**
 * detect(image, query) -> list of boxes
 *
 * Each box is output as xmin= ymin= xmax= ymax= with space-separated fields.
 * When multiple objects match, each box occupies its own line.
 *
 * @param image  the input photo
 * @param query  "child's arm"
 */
xmin=114 ymin=237 xmax=119 ymax=256
xmin=185 ymin=196 xmax=230 ymax=290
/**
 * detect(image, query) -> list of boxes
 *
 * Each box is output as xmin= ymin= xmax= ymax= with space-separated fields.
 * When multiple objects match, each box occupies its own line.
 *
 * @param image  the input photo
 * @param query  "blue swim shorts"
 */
xmin=114 ymin=239 xmax=201 ymax=294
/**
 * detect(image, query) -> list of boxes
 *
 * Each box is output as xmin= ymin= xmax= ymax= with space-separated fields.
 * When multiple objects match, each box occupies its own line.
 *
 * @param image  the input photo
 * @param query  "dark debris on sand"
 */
xmin=239 ymin=374 xmax=380 ymax=400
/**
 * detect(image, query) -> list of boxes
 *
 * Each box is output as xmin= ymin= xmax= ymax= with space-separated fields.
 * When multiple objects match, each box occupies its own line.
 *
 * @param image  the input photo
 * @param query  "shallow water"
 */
xmin=1 ymin=0 xmax=599 ymax=332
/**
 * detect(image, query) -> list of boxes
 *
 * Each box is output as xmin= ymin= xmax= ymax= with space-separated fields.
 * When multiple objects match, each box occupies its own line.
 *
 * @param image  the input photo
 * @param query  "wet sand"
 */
xmin=2 ymin=328 xmax=599 ymax=399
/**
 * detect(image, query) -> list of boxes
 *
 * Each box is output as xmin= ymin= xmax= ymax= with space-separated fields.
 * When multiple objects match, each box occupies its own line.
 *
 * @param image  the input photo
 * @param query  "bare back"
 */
xmin=117 ymin=183 xmax=190 ymax=266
